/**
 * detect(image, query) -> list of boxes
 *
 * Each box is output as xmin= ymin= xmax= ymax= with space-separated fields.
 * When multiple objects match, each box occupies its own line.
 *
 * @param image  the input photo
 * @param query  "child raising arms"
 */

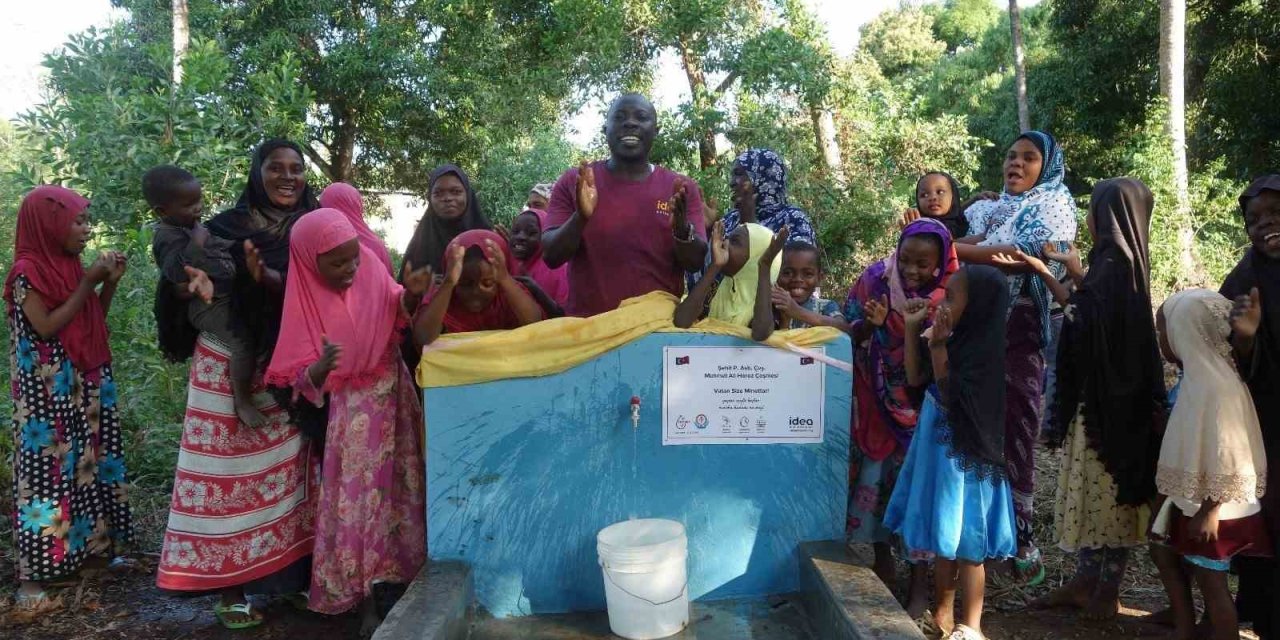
xmin=413 ymin=230 xmax=544 ymax=348
xmin=884 ymin=265 xmax=1018 ymax=640
xmin=770 ymin=240 xmax=847 ymax=330
xmin=673 ymin=219 xmax=786 ymax=341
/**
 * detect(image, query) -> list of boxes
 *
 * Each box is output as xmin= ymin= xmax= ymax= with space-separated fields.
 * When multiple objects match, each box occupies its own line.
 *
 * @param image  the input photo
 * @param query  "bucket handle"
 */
xmin=604 ymin=570 xmax=688 ymax=607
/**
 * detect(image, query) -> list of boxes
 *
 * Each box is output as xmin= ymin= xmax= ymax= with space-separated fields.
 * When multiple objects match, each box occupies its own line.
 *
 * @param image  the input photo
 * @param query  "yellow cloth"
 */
xmin=418 ymin=291 xmax=844 ymax=388
xmin=709 ymin=223 xmax=782 ymax=326
xmin=1054 ymin=412 xmax=1150 ymax=551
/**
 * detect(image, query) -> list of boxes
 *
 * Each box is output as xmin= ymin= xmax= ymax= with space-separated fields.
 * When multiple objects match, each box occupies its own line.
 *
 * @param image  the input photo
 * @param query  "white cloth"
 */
xmin=1155 ymin=289 xmax=1267 ymax=519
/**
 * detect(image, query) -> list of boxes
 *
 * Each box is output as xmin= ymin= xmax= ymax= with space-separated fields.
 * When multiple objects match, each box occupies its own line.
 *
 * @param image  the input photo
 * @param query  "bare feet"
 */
xmin=1081 ymin=590 xmax=1120 ymax=621
xmin=1141 ymin=607 xmax=1175 ymax=627
xmin=234 ymin=396 xmax=267 ymax=429
xmin=1028 ymin=576 xmax=1093 ymax=610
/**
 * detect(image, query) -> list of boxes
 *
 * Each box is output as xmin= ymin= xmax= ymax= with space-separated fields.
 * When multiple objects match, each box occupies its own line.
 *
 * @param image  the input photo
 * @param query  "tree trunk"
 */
xmin=678 ymin=41 xmax=718 ymax=170
xmin=172 ymin=0 xmax=189 ymax=84
xmin=330 ymin=105 xmax=358 ymax=182
xmin=1160 ymin=0 xmax=1197 ymax=284
xmin=1008 ymin=0 xmax=1030 ymax=132
xmin=809 ymin=105 xmax=845 ymax=186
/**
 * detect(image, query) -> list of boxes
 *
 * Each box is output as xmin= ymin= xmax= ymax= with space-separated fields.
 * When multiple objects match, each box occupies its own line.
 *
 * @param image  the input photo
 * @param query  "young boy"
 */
xmin=770 ymin=241 xmax=847 ymax=330
xmin=144 ymin=165 xmax=265 ymax=427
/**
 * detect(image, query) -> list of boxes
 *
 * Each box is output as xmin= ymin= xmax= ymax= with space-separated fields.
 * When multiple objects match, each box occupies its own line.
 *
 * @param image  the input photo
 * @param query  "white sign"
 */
xmin=662 ymin=346 xmax=825 ymax=445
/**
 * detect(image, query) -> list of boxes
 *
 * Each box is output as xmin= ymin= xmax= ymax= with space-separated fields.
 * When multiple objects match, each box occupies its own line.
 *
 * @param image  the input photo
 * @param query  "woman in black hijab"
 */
xmin=206 ymin=138 xmax=320 ymax=354
xmin=401 ymin=164 xmax=492 ymax=276
xmin=1032 ymin=177 xmax=1166 ymax=619
xmin=399 ymin=164 xmax=492 ymax=371
xmin=156 ymin=139 xmax=319 ymax=628
xmin=1221 ymin=174 xmax=1280 ymax=639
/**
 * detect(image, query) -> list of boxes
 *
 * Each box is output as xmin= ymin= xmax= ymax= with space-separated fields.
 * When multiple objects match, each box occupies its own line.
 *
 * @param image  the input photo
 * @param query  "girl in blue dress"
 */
xmin=884 ymin=265 xmax=1018 ymax=640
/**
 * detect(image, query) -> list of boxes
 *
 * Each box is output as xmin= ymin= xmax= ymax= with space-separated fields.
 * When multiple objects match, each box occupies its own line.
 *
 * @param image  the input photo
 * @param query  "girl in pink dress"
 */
xmin=265 ymin=208 xmax=431 ymax=633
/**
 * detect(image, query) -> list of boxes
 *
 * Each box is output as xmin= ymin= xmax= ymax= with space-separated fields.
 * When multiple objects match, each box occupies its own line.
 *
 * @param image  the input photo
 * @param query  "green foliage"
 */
xmin=18 ymin=26 xmax=310 ymax=233
xmin=859 ymin=6 xmax=947 ymax=78
xmin=474 ymin=129 xmax=579 ymax=226
xmin=120 ymin=0 xmax=649 ymax=194
xmin=3 ymin=0 xmax=1275 ymax=536
xmin=929 ymin=0 xmax=1000 ymax=52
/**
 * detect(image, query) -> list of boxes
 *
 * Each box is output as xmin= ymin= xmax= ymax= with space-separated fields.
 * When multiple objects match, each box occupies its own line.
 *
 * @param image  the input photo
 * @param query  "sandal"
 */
xmin=1013 ymin=547 xmax=1045 ymax=587
xmin=214 ymin=602 xmax=264 ymax=630
xmin=946 ymin=624 xmax=987 ymax=640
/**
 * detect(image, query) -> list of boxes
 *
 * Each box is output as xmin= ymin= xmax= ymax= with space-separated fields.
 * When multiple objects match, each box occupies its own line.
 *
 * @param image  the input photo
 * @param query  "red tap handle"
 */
xmin=630 ymin=396 xmax=641 ymax=406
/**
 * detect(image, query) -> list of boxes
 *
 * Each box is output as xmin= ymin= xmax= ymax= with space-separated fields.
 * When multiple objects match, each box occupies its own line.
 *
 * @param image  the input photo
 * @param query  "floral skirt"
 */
xmin=11 ymin=358 xmax=132 ymax=581
xmin=156 ymin=335 xmax=319 ymax=591
xmin=308 ymin=360 xmax=426 ymax=614
xmin=1053 ymin=414 xmax=1149 ymax=551
xmin=847 ymin=445 xmax=903 ymax=545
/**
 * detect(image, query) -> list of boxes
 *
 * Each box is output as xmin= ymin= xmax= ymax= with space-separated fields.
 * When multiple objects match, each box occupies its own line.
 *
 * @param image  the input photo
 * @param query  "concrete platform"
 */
xmin=469 ymin=595 xmax=816 ymax=639
xmin=374 ymin=542 xmax=925 ymax=640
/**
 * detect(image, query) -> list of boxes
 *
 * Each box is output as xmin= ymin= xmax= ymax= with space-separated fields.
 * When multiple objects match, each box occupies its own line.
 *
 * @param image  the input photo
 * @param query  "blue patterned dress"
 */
xmin=9 ymin=275 xmax=133 ymax=581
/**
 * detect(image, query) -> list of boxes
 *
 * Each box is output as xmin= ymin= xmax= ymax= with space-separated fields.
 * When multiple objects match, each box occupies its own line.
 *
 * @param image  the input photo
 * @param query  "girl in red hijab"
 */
xmin=412 ymin=229 xmax=544 ymax=347
xmin=6 ymin=186 xmax=132 ymax=611
xmin=264 ymin=208 xmax=432 ymax=631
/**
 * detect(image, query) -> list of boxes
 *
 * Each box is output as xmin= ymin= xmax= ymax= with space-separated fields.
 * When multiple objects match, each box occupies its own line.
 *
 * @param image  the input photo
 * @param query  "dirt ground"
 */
xmin=0 ymin=450 xmax=1261 ymax=639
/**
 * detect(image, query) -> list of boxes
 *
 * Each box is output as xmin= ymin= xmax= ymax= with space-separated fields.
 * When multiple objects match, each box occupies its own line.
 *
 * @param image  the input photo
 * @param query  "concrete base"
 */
xmin=375 ymin=541 xmax=924 ymax=640
xmin=469 ymin=595 xmax=816 ymax=639
xmin=799 ymin=541 xmax=925 ymax=639
xmin=372 ymin=561 xmax=473 ymax=640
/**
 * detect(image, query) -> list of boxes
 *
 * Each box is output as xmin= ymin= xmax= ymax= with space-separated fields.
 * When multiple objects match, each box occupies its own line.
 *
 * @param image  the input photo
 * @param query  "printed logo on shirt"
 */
xmin=655 ymin=200 xmax=672 ymax=218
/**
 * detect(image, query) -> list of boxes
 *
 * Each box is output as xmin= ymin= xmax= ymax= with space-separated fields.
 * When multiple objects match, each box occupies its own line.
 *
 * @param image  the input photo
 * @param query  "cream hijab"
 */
xmin=709 ymin=223 xmax=782 ymax=326
xmin=1156 ymin=289 xmax=1267 ymax=520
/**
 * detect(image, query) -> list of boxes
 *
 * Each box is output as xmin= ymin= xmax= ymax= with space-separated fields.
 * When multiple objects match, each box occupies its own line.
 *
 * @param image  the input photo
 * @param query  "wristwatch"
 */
xmin=674 ymin=222 xmax=695 ymax=243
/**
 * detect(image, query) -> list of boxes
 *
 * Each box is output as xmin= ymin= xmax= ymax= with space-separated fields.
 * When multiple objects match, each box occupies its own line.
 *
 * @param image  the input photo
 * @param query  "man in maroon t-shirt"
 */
xmin=542 ymin=93 xmax=708 ymax=317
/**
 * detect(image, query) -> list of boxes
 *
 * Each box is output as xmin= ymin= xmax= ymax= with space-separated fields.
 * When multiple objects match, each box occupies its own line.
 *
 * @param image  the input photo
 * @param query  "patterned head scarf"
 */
xmin=721 ymin=148 xmax=817 ymax=246
xmin=968 ymin=130 xmax=1078 ymax=342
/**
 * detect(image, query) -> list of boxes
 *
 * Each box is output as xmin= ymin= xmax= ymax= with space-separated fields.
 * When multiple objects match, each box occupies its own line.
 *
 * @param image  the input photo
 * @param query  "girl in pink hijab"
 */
xmin=509 ymin=207 xmax=569 ymax=306
xmin=264 ymin=208 xmax=431 ymax=631
xmin=318 ymin=182 xmax=394 ymax=274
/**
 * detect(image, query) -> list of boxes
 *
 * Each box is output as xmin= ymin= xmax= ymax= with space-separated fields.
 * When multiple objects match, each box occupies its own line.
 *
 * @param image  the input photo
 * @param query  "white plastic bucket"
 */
xmin=597 ymin=519 xmax=689 ymax=640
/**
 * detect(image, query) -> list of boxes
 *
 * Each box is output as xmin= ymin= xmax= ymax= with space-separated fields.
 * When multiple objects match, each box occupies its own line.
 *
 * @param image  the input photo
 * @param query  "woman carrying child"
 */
xmin=844 ymin=217 xmax=958 ymax=615
xmin=266 ymin=208 xmax=432 ymax=634
xmin=8 ymin=186 xmax=131 ymax=612
xmin=955 ymin=131 xmax=1078 ymax=582
xmin=884 ymin=265 xmax=1017 ymax=640
xmin=1150 ymin=289 xmax=1269 ymax=640
xmin=413 ymin=230 xmax=544 ymax=347
xmin=155 ymin=140 xmax=321 ymax=629
xmin=673 ymin=220 xmax=786 ymax=340
xmin=1000 ymin=178 xmax=1166 ymax=618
